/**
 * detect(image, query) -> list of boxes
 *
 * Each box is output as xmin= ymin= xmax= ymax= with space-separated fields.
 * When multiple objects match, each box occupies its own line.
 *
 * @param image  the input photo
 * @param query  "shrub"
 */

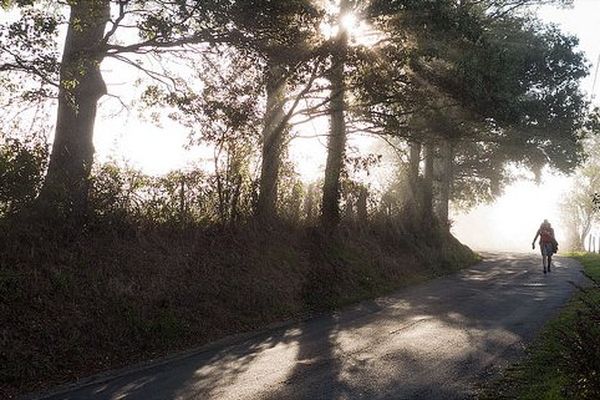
xmin=558 ymin=274 xmax=600 ymax=399
xmin=0 ymin=135 xmax=48 ymax=216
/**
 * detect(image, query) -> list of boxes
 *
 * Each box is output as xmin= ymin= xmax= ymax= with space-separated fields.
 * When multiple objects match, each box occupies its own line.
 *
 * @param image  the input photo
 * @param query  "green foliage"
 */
xmin=451 ymin=140 xmax=514 ymax=209
xmin=229 ymin=0 xmax=323 ymax=58
xmin=0 ymin=3 xmax=62 ymax=101
xmin=358 ymin=0 xmax=589 ymax=208
xmin=0 ymin=135 xmax=48 ymax=216
xmin=89 ymin=163 xmax=135 ymax=221
xmin=556 ymin=254 xmax=600 ymax=399
xmin=88 ymin=159 xmax=257 ymax=226
xmin=448 ymin=20 xmax=588 ymax=173
xmin=277 ymin=159 xmax=305 ymax=223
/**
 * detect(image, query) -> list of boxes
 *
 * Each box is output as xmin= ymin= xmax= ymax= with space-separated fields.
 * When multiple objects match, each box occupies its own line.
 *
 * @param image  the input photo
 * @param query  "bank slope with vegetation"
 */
xmin=1 ymin=216 xmax=477 ymax=398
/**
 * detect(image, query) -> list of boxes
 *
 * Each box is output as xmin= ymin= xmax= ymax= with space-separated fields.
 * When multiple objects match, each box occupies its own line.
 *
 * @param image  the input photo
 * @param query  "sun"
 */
xmin=320 ymin=12 xmax=383 ymax=47
xmin=341 ymin=13 xmax=358 ymax=32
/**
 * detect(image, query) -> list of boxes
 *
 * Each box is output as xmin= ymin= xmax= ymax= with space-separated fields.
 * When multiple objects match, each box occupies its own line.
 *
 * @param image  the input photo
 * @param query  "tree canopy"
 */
xmin=0 ymin=0 xmax=593 ymax=229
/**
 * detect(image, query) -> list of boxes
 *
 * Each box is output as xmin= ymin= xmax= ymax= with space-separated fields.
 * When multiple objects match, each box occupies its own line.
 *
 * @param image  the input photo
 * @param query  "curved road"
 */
xmin=31 ymin=254 xmax=584 ymax=400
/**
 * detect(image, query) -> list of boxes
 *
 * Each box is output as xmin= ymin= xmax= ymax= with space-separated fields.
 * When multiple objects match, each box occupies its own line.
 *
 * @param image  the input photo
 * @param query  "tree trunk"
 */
xmin=320 ymin=0 xmax=350 ymax=229
xmin=582 ymin=220 xmax=592 ymax=251
xmin=256 ymin=61 xmax=287 ymax=221
xmin=303 ymin=183 xmax=318 ymax=224
xmin=436 ymin=138 xmax=453 ymax=230
xmin=409 ymin=141 xmax=421 ymax=191
xmin=408 ymin=140 xmax=422 ymax=211
xmin=422 ymin=141 xmax=435 ymax=227
xmin=179 ymin=176 xmax=186 ymax=222
xmin=357 ymin=187 xmax=368 ymax=223
xmin=37 ymin=0 xmax=110 ymax=223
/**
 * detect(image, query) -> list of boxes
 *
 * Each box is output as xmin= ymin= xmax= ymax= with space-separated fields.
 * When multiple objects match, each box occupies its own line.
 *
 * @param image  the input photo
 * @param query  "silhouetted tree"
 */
xmin=321 ymin=0 xmax=354 ymax=228
xmin=359 ymin=0 xmax=588 ymax=228
xmin=1 ymin=0 xmax=239 ymax=223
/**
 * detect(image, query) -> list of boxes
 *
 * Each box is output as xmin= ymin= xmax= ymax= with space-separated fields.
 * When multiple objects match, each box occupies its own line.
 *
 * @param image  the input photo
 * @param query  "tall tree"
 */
xmin=408 ymin=140 xmax=422 ymax=211
xmin=227 ymin=0 xmax=322 ymax=221
xmin=36 ymin=0 xmax=110 ymax=221
xmin=1 ymin=0 xmax=234 ymax=223
xmin=422 ymin=140 xmax=435 ymax=227
xmin=256 ymin=62 xmax=288 ymax=220
xmin=135 ymin=1 xmax=326 ymax=223
xmin=560 ymin=115 xmax=600 ymax=250
xmin=359 ymin=0 xmax=589 ymax=228
xmin=560 ymin=162 xmax=600 ymax=251
xmin=321 ymin=0 xmax=352 ymax=228
xmin=435 ymin=137 xmax=454 ymax=227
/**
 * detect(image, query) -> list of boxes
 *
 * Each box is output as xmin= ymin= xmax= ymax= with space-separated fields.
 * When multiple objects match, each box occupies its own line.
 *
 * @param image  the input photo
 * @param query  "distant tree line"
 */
xmin=561 ymin=119 xmax=600 ymax=251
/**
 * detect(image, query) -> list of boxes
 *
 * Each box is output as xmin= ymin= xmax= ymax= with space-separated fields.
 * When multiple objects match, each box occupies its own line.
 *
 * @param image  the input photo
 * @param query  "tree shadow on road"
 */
xmin=47 ymin=254 xmax=582 ymax=400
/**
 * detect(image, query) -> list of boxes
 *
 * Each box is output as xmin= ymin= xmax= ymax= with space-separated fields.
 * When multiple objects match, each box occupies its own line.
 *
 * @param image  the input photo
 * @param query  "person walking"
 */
xmin=532 ymin=219 xmax=558 ymax=274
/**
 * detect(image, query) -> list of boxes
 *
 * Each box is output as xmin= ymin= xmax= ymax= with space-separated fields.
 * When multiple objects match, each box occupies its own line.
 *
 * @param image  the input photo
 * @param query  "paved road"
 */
xmin=32 ymin=253 xmax=584 ymax=400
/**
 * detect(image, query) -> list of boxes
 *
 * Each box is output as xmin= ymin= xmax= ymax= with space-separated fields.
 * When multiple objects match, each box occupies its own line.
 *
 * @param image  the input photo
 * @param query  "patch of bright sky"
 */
xmin=452 ymin=171 xmax=573 ymax=252
xmin=95 ymin=55 xmax=215 ymax=175
xmin=452 ymin=0 xmax=600 ymax=252
xmin=320 ymin=9 xmax=383 ymax=47
xmin=537 ymin=0 xmax=600 ymax=101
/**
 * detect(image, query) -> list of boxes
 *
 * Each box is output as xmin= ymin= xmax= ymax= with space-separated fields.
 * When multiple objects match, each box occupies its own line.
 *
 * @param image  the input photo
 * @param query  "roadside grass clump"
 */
xmin=555 ymin=254 xmax=600 ymax=399
xmin=481 ymin=252 xmax=600 ymax=400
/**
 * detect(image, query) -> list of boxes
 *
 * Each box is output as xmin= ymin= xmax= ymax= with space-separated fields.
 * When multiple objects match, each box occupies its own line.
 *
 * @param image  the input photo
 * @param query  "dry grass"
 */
xmin=0 ymin=219 xmax=478 ymax=398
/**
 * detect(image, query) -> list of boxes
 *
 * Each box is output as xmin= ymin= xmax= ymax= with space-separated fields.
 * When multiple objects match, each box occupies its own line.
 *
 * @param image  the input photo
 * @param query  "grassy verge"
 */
xmin=0 ymin=220 xmax=478 ymax=398
xmin=481 ymin=252 xmax=600 ymax=400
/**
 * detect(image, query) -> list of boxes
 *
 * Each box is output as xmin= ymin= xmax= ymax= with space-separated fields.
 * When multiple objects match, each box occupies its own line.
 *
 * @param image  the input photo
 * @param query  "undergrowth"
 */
xmin=0 ymin=217 xmax=477 ymax=399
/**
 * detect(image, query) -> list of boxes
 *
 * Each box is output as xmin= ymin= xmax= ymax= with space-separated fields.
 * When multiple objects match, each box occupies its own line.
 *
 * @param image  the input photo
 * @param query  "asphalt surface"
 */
xmin=31 ymin=253 xmax=584 ymax=400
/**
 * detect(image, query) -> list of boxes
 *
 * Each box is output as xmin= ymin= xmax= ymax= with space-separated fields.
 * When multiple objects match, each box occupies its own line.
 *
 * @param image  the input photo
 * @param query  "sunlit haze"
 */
xmin=89 ymin=1 xmax=600 ymax=252
xmin=453 ymin=0 xmax=600 ymax=252
xmin=452 ymin=172 xmax=573 ymax=252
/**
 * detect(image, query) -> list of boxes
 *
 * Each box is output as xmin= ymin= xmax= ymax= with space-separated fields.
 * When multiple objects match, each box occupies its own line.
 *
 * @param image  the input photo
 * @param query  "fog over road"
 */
xmin=33 ymin=254 xmax=584 ymax=400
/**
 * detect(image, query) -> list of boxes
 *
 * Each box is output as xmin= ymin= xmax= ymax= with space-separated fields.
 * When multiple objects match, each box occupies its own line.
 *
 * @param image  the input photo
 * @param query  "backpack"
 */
xmin=540 ymin=227 xmax=553 ymax=244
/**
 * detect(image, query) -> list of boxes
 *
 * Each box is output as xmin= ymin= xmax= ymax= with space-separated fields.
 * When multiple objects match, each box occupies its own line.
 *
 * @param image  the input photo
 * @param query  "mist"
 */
xmin=451 ymin=173 xmax=573 ymax=252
